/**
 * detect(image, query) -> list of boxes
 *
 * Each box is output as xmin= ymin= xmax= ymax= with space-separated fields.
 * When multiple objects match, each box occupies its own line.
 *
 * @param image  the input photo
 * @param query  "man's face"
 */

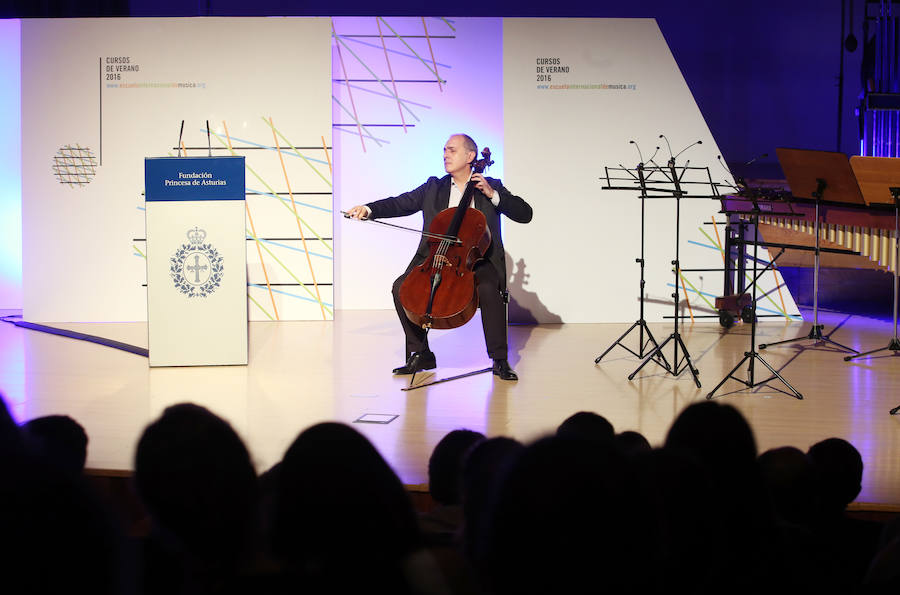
xmin=444 ymin=136 xmax=475 ymax=176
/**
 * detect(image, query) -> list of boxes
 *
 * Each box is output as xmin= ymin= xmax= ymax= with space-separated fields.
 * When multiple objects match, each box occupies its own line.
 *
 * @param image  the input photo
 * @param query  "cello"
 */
xmin=397 ymin=148 xmax=495 ymax=330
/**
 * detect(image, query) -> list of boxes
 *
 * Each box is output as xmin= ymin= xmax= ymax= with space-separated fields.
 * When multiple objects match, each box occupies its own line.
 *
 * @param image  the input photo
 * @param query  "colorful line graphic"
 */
xmin=338 ymin=35 xmax=453 ymax=69
xmin=341 ymin=83 xmax=432 ymax=109
xmin=193 ymin=131 xmax=329 ymax=165
xmin=224 ymin=120 xmax=280 ymax=320
xmin=269 ymin=116 xmax=328 ymax=320
xmin=331 ymin=119 xmax=388 ymax=144
xmin=333 ymin=19 xmax=366 ymax=152
xmin=321 ymin=136 xmax=332 ymax=176
xmin=247 ymin=188 xmax=332 ymax=213
xmin=421 ymin=17 xmax=442 ymax=93
xmin=377 ymin=17 xmax=407 ymax=132
xmin=678 ymin=269 xmax=694 ymax=322
xmin=690 ymin=228 xmax=799 ymax=320
xmin=331 ymin=96 xmax=385 ymax=146
xmin=332 ymin=31 xmax=422 ymax=122
xmin=211 ymin=130 xmax=333 ymax=253
xmin=249 ymin=283 xmax=334 ymax=308
xmin=246 ymin=227 xmax=334 ymax=316
xmin=265 ymin=118 xmax=333 ymax=187
xmin=667 ymin=283 xmax=794 ymax=318
xmin=699 ymin=226 xmax=795 ymax=320
xmin=52 ymin=144 xmax=98 ymax=187
xmin=246 ymin=188 xmax=332 ymax=213
xmin=377 ymin=17 xmax=446 ymax=85
xmin=247 ymin=293 xmax=275 ymax=321
xmin=253 ymin=238 xmax=332 ymax=260
xmin=331 ymin=17 xmax=454 ymax=149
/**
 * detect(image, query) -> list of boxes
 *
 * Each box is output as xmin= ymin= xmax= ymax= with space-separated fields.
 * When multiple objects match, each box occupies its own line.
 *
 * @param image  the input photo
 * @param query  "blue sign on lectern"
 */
xmin=145 ymin=156 xmax=245 ymax=201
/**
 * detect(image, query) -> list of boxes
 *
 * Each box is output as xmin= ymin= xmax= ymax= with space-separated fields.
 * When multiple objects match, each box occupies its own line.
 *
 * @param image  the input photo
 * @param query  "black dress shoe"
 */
xmin=392 ymin=351 xmax=437 ymax=375
xmin=492 ymin=359 xmax=518 ymax=381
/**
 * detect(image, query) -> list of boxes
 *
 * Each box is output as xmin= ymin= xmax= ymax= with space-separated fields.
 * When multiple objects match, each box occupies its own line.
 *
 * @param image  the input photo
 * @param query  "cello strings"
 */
xmin=433 ymin=239 xmax=449 ymax=269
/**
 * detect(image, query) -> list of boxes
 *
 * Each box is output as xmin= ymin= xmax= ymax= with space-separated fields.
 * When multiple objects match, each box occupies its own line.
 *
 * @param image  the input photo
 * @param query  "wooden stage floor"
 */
xmin=1 ymin=308 xmax=899 ymax=507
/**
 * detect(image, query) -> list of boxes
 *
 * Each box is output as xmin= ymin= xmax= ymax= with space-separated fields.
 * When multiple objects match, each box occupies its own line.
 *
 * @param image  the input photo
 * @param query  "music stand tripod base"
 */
xmin=706 ymin=350 xmax=804 ymax=400
xmin=594 ymin=316 xmax=671 ymax=372
xmin=707 ymin=194 xmax=803 ymax=400
xmin=628 ymin=330 xmax=701 ymax=388
xmin=844 ymin=337 xmax=900 ymax=362
xmin=760 ymin=150 xmax=862 ymax=356
xmin=759 ymin=324 xmax=858 ymax=354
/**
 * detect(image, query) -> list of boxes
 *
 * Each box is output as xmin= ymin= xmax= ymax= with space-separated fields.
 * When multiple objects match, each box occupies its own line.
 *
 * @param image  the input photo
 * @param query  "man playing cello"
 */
xmin=346 ymin=134 xmax=532 ymax=381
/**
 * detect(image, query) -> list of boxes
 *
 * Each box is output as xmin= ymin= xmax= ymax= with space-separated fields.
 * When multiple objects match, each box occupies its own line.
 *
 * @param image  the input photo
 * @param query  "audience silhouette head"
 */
xmin=556 ymin=410 xmax=615 ymax=442
xmin=428 ymin=428 xmax=485 ymax=506
xmin=135 ymin=403 xmax=258 ymax=565
xmin=808 ymin=437 xmax=864 ymax=515
xmin=272 ymin=422 xmax=420 ymax=590
xmin=22 ymin=414 xmax=88 ymax=476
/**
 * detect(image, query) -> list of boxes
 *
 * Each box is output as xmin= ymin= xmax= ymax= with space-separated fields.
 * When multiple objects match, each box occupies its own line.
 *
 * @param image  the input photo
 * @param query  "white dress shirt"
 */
xmin=449 ymin=172 xmax=501 ymax=208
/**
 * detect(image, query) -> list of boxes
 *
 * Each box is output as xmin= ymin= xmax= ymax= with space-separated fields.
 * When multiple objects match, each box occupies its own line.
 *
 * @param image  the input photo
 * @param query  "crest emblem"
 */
xmin=170 ymin=227 xmax=224 ymax=298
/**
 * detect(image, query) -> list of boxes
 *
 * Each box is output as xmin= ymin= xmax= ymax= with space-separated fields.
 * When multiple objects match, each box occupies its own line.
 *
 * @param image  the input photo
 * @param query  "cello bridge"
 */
xmin=433 ymin=255 xmax=452 ymax=268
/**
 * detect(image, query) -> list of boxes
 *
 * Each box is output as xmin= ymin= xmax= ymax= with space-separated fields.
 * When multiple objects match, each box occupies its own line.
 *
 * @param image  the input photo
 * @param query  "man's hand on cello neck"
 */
xmin=471 ymin=173 xmax=497 ymax=199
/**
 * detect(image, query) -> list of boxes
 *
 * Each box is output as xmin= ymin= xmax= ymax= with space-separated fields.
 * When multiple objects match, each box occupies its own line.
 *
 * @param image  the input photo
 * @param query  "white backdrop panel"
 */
xmin=503 ymin=18 xmax=797 ymax=323
xmin=22 ymin=17 xmax=332 ymax=322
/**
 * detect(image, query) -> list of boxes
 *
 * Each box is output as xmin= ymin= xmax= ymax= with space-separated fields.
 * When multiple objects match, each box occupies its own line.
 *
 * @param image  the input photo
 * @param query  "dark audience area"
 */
xmin=1 ymin=395 xmax=898 ymax=595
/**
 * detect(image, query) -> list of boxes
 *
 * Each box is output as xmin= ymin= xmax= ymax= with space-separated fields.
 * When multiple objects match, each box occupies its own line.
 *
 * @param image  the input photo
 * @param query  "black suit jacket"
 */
xmin=366 ymin=175 xmax=532 ymax=290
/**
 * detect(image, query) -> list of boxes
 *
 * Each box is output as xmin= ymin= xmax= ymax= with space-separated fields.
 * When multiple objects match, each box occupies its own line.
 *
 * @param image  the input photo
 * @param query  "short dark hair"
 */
xmin=454 ymin=133 xmax=477 ymax=166
xmin=428 ymin=428 xmax=485 ymax=505
xmin=557 ymin=411 xmax=615 ymax=442
xmin=135 ymin=403 xmax=258 ymax=560
xmin=22 ymin=415 xmax=88 ymax=474
xmin=808 ymin=437 xmax=863 ymax=511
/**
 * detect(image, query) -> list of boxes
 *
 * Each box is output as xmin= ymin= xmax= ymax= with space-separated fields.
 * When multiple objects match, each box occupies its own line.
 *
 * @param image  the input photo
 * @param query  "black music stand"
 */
xmin=595 ymin=163 xmax=671 ymax=371
xmin=759 ymin=149 xmax=862 ymax=355
xmin=707 ymin=195 xmax=804 ymax=400
xmin=844 ymin=158 xmax=900 ymax=369
xmin=628 ymin=160 xmax=715 ymax=388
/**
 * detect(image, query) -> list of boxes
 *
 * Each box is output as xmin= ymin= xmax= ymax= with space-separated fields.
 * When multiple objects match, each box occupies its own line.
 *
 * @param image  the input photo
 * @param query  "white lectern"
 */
xmin=145 ymin=156 xmax=247 ymax=366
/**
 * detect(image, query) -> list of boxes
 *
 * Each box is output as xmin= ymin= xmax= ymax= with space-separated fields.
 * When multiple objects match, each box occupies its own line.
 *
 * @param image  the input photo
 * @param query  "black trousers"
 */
xmin=391 ymin=261 xmax=508 ymax=361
